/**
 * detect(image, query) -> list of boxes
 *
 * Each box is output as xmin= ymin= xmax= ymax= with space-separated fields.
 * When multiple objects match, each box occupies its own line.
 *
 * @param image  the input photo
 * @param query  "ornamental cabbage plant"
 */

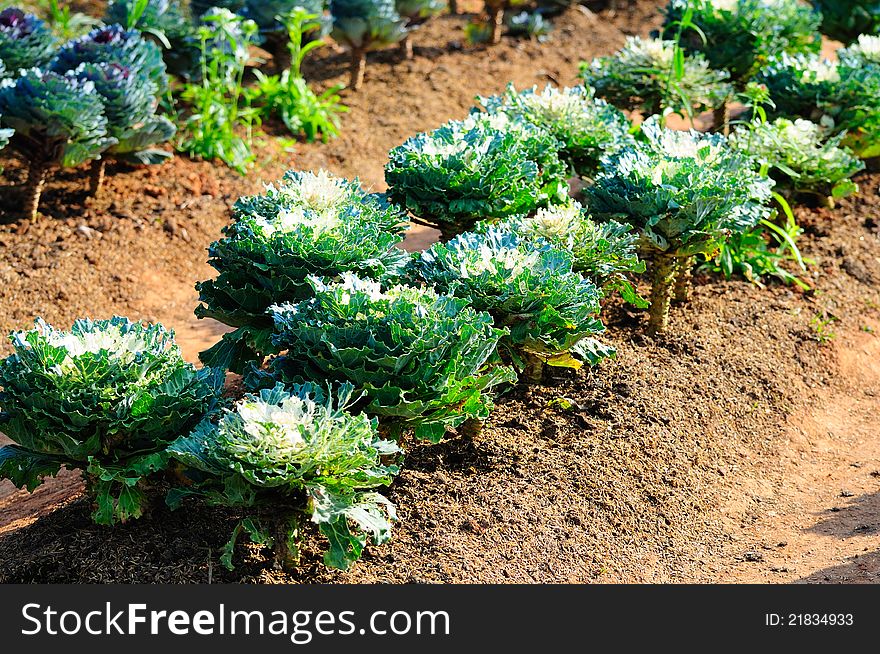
xmin=836 ymin=45 xmax=880 ymax=159
xmin=730 ymin=117 xmax=864 ymax=201
xmin=811 ymin=0 xmax=880 ymax=44
xmin=500 ymin=202 xmax=647 ymax=307
xmin=586 ymin=118 xmax=774 ymax=333
xmin=254 ymin=274 xmax=516 ymax=442
xmin=754 ymin=53 xmax=841 ymax=122
xmin=104 ymin=0 xmax=198 ymax=77
xmin=839 ymin=34 xmax=880 ymax=67
xmin=756 ymin=53 xmax=880 ymax=159
xmin=0 ymin=317 xmax=224 ymax=525
xmin=415 ymin=227 xmax=612 ymax=383
xmin=71 ymin=62 xmax=176 ymax=195
xmin=168 ymin=383 xmax=399 ymax=571
xmin=385 ymin=112 xmax=568 ymax=240
xmin=244 ymin=0 xmax=331 ymax=38
xmin=189 ymin=0 xmax=247 ymax=17
xmin=580 ymin=36 xmax=732 ymax=120
xmin=51 ymin=24 xmax=169 ymax=95
xmin=476 ymin=83 xmax=634 ymax=178
xmin=330 ymin=0 xmax=407 ymax=89
xmin=661 ymin=0 xmax=821 ymax=83
xmin=0 ymin=69 xmax=115 ymax=220
xmin=395 ymin=0 xmax=445 ymax=59
xmin=0 ymin=8 xmax=58 ymax=74
xmin=506 ymin=10 xmax=553 ymax=43
xmin=197 ymin=170 xmax=409 ymax=373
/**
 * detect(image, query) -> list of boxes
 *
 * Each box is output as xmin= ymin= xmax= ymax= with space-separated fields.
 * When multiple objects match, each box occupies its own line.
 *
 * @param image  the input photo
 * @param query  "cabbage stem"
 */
xmin=458 ymin=417 xmax=483 ymax=439
xmin=268 ymin=33 xmax=291 ymax=73
xmin=487 ymin=2 xmax=504 ymax=45
xmin=89 ymin=159 xmax=106 ymax=197
xmin=23 ymin=159 xmax=48 ymax=221
xmin=272 ymin=514 xmax=301 ymax=572
xmin=673 ymin=255 xmax=695 ymax=303
xmin=713 ymin=102 xmax=729 ymax=136
xmin=400 ymin=33 xmax=413 ymax=60
xmin=648 ymin=253 xmax=677 ymax=334
xmin=521 ymin=351 xmax=545 ymax=384
xmin=350 ymin=47 xmax=366 ymax=90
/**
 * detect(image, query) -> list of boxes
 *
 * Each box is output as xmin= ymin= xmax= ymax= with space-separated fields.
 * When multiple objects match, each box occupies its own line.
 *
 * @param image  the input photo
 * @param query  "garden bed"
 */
xmin=1 ymin=0 xmax=880 ymax=583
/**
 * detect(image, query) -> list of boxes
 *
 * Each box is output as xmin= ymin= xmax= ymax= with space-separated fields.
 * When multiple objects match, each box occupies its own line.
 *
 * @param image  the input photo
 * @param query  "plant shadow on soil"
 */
xmin=796 ymin=550 xmax=880 ymax=584
xmin=806 ymin=489 xmax=880 ymax=542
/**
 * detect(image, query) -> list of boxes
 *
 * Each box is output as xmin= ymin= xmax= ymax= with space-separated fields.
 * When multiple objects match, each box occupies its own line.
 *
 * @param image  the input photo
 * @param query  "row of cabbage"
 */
xmin=0 ymin=5 xmax=350 ymax=215
xmin=108 ymin=0 xmax=444 ymax=89
xmin=1 ymin=0 xmax=879 ymax=573
xmin=0 ymin=8 xmax=175 ymax=219
xmin=0 ymin=0 xmax=523 ymax=218
xmin=2 ymin=0 xmax=878 ymax=216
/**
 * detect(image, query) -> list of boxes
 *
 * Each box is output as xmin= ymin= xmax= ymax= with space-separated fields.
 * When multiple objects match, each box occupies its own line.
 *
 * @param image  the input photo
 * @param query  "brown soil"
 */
xmin=2 ymin=1 xmax=880 ymax=583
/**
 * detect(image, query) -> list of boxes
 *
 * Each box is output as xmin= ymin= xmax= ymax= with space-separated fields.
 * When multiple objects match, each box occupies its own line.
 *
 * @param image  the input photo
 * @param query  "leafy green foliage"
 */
xmin=476 ymin=83 xmax=633 ymax=177
xmin=837 ymin=53 xmax=880 ymax=160
xmin=811 ymin=0 xmax=880 ymax=44
xmin=395 ymin=0 xmax=445 ymax=24
xmin=756 ymin=52 xmax=880 ymax=159
xmin=191 ymin=0 xmax=331 ymax=70
xmin=189 ymin=0 xmax=247 ymax=18
xmin=498 ymin=202 xmax=647 ymax=306
xmin=661 ymin=0 xmax=821 ymax=82
xmin=244 ymin=0 xmax=332 ymax=37
xmin=385 ymin=112 xmax=568 ymax=237
xmin=588 ymin=118 xmax=774 ymax=257
xmin=330 ymin=0 xmax=407 ymax=52
xmin=839 ymin=34 xmax=880 ymax=67
xmin=197 ymin=170 xmax=409 ymax=373
xmin=250 ymin=8 xmax=347 ymax=142
xmin=0 ymin=7 xmax=57 ymax=74
xmin=51 ymin=23 xmax=168 ymax=95
xmin=252 ymin=72 xmax=346 ymax=140
xmin=709 ymin=210 xmax=811 ymax=290
xmin=252 ymin=274 xmax=516 ymax=442
xmin=415 ymin=227 xmax=612 ymax=376
xmin=168 ymin=382 xmax=399 ymax=571
xmin=587 ymin=118 xmax=774 ymax=332
xmin=463 ymin=18 xmax=493 ymax=45
xmin=0 ymin=68 xmax=113 ymax=169
xmin=40 ymin=0 xmax=102 ymax=42
xmin=0 ymin=317 xmax=223 ymax=525
xmin=0 ymin=113 xmax=11 ymax=149
xmin=754 ymin=53 xmax=840 ymax=121
xmin=105 ymin=0 xmax=190 ymax=45
xmin=72 ymin=62 xmax=176 ymax=165
xmin=580 ymin=36 xmax=732 ymax=119
xmin=730 ymin=117 xmax=864 ymax=199
xmin=104 ymin=0 xmax=199 ymax=76
xmin=177 ymin=8 xmax=260 ymax=173
xmin=505 ymin=10 xmax=553 ymax=42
